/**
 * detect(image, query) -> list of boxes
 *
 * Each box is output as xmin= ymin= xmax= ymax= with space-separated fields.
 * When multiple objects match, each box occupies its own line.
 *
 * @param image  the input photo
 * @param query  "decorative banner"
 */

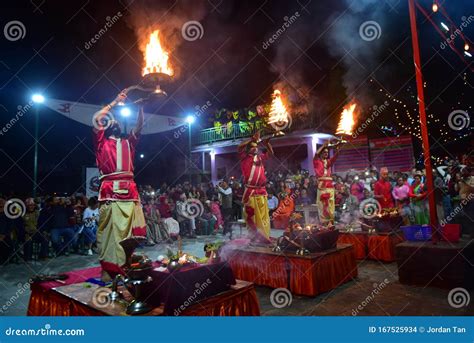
xmin=369 ymin=135 xmax=414 ymax=172
xmin=44 ymin=98 xmax=186 ymax=135
xmin=85 ymin=167 xmax=99 ymax=198
xmin=333 ymin=135 xmax=370 ymax=173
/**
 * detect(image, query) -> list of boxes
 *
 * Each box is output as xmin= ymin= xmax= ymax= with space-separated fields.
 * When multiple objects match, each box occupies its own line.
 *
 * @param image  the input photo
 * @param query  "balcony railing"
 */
xmin=196 ymin=121 xmax=265 ymax=145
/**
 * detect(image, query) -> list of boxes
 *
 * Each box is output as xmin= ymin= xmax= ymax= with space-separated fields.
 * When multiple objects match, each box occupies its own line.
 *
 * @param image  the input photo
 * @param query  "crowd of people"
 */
xmin=0 ymin=161 xmax=472 ymax=265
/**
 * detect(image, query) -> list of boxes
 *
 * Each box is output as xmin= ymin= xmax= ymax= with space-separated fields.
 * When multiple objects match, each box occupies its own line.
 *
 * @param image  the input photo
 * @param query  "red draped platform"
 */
xmin=27 ymin=266 xmax=260 ymax=316
xmin=226 ymin=244 xmax=357 ymax=296
xmin=337 ymin=231 xmax=405 ymax=262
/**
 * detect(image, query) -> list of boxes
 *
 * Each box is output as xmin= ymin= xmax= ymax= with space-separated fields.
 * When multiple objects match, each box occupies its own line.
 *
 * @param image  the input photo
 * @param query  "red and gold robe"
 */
xmin=240 ymin=151 xmax=270 ymax=241
xmin=313 ymin=156 xmax=336 ymax=225
xmin=93 ymin=130 xmax=146 ymax=271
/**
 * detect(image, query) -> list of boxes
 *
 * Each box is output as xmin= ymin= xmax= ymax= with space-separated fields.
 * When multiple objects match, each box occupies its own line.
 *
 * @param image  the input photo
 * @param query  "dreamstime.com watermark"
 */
xmin=3 ymin=20 xmax=26 ymax=41
xmin=270 ymin=288 xmax=292 ymax=308
xmin=174 ymin=279 xmax=213 ymax=315
xmin=352 ymin=101 xmax=390 ymax=138
xmin=352 ymin=279 xmax=390 ymax=316
xmin=447 ymin=287 xmax=470 ymax=308
xmin=359 ymin=20 xmax=382 ymax=42
xmin=84 ymin=11 xmax=123 ymax=50
xmin=440 ymin=193 xmax=474 ymax=226
xmin=0 ymin=279 xmax=33 ymax=314
xmin=181 ymin=21 xmax=204 ymax=41
xmin=262 ymin=11 xmax=300 ymax=50
xmin=440 ymin=15 xmax=474 ymax=50
xmin=447 ymin=110 xmax=470 ymax=131
xmin=4 ymin=324 xmax=85 ymax=337
xmin=359 ymin=198 xmax=382 ymax=219
xmin=0 ymin=102 xmax=33 ymax=136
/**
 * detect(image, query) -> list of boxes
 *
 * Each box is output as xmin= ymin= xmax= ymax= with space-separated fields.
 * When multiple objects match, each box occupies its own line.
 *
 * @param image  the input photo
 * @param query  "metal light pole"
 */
xmin=31 ymin=93 xmax=45 ymax=197
xmin=186 ymin=115 xmax=195 ymax=183
xmin=408 ymin=0 xmax=438 ymax=230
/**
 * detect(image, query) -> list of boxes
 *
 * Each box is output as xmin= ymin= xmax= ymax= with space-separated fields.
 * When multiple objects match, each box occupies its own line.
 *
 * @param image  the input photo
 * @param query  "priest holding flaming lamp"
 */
xmin=313 ymin=103 xmax=356 ymax=225
xmin=93 ymin=28 xmax=175 ymax=280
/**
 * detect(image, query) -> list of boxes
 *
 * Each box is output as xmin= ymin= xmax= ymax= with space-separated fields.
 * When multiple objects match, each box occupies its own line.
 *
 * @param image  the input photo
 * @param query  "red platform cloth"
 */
xmin=289 ymin=246 xmax=358 ymax=296
xmin=27 ymin=266 xmax=257 ymax=316
xmin=337 ymin=232 xmax=368 ymax=259
xmin=367 ymin=232 xmax=405 ymax=262
xmin=227 ymin=251 xmax=288 ymax=289
xmin=227 ymin=244 xmax=357 ymax=296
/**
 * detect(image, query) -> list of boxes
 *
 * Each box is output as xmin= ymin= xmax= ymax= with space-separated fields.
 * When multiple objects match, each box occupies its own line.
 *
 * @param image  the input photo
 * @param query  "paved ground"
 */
xmin=0 ymin=229 xmax=472 ymax=316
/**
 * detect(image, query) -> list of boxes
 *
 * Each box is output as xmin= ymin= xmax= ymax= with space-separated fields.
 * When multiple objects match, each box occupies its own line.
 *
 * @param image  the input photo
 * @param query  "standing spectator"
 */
xmin=457 ymin=170 xmax=474 ymax=237
xmin=218 ymin=181 xmax=233 ymax=234
xmin=350 ymin=176 xmax=365 ymax=203
xmin=408 ymin=173 xmax=429 ymax=225
xmin=206 ymin=182 xmax=216 ymax=200
xmin=232 ymin=182 xmax=244 ymax=220
xmin=23 ymin=198 xmax=48 ymax=261
xmin=392 ymin=176 xmax=412 ymax=225
xmin=82 ymin=197 xmax=99 ymax=255
xmin=0 ymin=198 xmax=14 ymax=264
xmin=374 ymin=167 xmax=394 ymax=209
xmin=210 ymin=197 xmax=224 ymax=232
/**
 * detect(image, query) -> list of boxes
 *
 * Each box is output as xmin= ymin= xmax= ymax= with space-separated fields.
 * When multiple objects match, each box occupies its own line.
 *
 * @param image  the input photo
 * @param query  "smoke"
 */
xmin=325 ymin=0 xmax=390 ymax=106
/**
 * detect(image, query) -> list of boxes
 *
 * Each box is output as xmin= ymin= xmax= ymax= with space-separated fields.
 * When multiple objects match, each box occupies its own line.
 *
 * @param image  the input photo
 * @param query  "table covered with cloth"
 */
xmin=28 ymin=262 xmax=260 ymax=316
xmin=226 ymin=244 xmax=357 ymax=296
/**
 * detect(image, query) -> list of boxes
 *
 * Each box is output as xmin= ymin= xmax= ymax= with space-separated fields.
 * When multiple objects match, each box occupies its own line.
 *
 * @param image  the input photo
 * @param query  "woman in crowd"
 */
xmin=210 ymin=197 xmax=224 ymax=232
xmin=409 ymin=173 xmax=429 ymax=225
xmin=392 ymin=176 xmax=412 ymax=225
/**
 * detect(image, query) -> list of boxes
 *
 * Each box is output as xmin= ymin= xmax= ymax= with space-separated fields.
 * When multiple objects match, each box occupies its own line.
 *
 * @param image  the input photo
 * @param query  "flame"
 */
xmin=336 ymin=103 xmax=356 ymax=135
xmin=268 ymin=90 xmax=288 ymax=124
xmin=142 ymin=30 xmax=173 ymax=76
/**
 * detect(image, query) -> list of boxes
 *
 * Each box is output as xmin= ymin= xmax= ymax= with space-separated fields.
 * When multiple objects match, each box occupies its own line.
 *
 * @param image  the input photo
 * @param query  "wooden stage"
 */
xmin=226 ymin=244 xmax=358 ymax=297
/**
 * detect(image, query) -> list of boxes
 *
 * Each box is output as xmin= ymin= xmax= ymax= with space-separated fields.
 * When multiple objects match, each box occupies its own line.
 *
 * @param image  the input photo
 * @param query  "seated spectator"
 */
xmin=273 ymin=190 xmax=295 ymax=229
xmin=296 ymin=189 xmax=311 ymax=206
xmin=157 ymin=196 xmax=180 ymax=239
xmin=50 ymin=197 xmax=77 ymax=256
xmin=175 ymin=194 xmax=196 ymax=238
xmin=82 ymin=197 xmax=99 ymax=255
xmin=267 ymin=191 xmax=279 ymax=216
xmin=198 ymin=201 xmax=217 ymax=235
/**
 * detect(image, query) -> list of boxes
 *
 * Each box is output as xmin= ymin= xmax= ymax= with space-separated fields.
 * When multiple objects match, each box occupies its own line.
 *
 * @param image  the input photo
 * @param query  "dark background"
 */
xmin=0 ymin=0 xmax=472 ymax=195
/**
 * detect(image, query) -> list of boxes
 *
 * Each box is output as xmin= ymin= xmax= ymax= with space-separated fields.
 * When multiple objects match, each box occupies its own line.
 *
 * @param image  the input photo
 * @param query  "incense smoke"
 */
xmin=324 ymin=0 xmax=391 ymax=105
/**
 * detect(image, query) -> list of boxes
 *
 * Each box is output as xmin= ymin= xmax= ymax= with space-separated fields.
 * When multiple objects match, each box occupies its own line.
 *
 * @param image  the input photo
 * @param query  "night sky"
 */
xmin=0 ymin=0 xmax=472 ymax=195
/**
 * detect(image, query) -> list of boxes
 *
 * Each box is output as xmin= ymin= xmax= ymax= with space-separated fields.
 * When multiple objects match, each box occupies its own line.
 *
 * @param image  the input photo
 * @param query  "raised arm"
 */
xmin=315 ymin=141 xmax=329 ymax=158
xmin=263 ymin=138 xmax=274 ymax=156
xmin=133 ymin=105 xmax=144 ymax=136
xmin=93 ymin=90 xmax=127 ymax=133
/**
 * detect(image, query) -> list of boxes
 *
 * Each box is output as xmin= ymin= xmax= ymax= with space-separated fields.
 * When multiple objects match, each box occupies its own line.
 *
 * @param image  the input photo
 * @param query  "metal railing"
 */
xmin=196 ymin=121 xmax=265 ymax=145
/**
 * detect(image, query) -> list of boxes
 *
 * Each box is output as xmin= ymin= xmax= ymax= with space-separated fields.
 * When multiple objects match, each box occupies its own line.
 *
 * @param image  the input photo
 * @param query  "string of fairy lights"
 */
xmin=369 ymin=73 xmax=472 ymax=144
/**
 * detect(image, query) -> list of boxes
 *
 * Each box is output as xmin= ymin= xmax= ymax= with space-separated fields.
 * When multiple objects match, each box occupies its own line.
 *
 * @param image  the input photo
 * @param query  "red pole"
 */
xmin=408 ymin=0 xmax=438 ymax=232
